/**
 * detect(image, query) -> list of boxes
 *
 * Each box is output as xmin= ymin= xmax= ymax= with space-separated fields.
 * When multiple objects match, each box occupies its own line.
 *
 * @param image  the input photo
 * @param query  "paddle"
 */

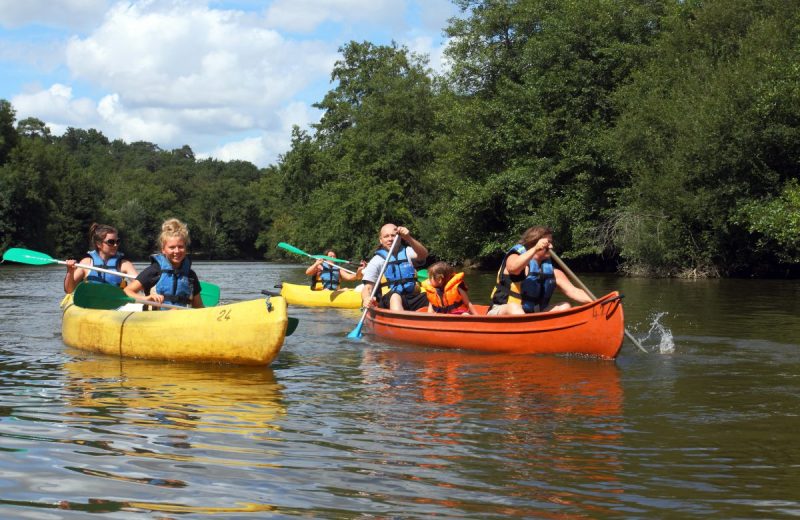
xmin=198 ymin=282 xmax=220 ymax=307
xmin=286 ymin=317 xmax=299 ymax=336
xmin=74 ymin=282 xmax=187 ymax=310
xmin=347 ymin=235 xmax=400 ymax=339
xmin=2 ymin=247 xmax=220 ymax=306
xmin=549 ymin=250 xmax=648 ymax=353
xmin=276 ymin=242 xmax=358 ymax=275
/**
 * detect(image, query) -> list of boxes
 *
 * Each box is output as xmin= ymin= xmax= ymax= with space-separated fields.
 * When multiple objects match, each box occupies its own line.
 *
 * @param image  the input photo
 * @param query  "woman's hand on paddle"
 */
xmin=145 ymin=288 xmax=165 ymax=305
xmin=533 ymin=237 xmax=552 ymax=254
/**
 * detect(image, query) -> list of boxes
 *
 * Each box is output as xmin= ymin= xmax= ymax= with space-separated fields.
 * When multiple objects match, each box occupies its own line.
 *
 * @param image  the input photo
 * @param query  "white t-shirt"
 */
xmin=362 ymin=246 xmax=424 ymax=285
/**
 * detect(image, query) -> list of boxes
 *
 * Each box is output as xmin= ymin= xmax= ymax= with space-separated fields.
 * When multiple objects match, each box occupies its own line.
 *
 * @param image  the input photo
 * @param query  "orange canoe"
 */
xmin=364 ymin=291 xmax=625 ymax=359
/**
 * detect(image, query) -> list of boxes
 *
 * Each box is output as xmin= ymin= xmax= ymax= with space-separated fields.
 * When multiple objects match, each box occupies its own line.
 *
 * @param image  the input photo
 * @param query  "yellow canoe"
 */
xmin=279 ymin=281 xmax=362 ymax=309
xmin=60 ymin=294 xmax=288 ymax=365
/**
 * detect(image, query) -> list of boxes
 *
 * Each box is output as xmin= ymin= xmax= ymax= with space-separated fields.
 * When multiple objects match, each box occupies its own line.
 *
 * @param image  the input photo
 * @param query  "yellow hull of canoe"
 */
xmin=280 ymin=281 xmax=361 ymax=309
xmin=60 ymin=294 xmax=288 ymax=365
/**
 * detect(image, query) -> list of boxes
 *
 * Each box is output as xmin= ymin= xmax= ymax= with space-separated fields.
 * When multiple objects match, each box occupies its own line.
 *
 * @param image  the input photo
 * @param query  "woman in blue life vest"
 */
xmin=361 ymin=223 xmax=429 ymax=311
xmin=305 ymin=250 xmax=364 ymax=290
xmin=123 ymin=218 xmax=203 ymax=309
xmin=488 ymin=225 xmax=593 ymax=315
xmin=64 ymin=223 xmax=138 ymax=293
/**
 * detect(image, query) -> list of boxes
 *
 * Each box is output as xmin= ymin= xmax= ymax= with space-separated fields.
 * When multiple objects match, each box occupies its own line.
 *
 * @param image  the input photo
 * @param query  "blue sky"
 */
xmin=0 ymin=0 xmax=459 ymax=167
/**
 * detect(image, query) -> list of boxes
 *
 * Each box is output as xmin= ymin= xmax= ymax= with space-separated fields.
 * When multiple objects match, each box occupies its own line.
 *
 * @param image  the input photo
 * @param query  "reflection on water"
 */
xmin=1 ymin=262 xmax=799 ymax=517
xmin=2 ymin=355 xmax=287 ymax=516
xmin=357 ymin=350 xmax=626 ymax=517
xmin=64 ymin=355 xmax=285 ymax=435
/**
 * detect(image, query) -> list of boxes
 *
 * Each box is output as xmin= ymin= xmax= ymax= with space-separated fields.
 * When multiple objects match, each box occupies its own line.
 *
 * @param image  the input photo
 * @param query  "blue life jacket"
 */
xmin=311 ymin=263 xmax=340 ymax=290
xmin=85 ymin=251 xmax=125 ymax=287
xmin=152 ymin=254 xmax=193 ymax=309
xmin=520 ymin=257 xmax=556 ymax=313
xmin=375 ymin=246 xmax=418 ymax=295
xmin=491 ymin=244 xmax=556 ymax=313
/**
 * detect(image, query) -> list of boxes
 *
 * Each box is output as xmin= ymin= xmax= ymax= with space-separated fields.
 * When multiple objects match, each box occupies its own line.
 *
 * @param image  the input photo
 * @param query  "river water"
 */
xmin=0 ymin=261 xmax=798 ymax=518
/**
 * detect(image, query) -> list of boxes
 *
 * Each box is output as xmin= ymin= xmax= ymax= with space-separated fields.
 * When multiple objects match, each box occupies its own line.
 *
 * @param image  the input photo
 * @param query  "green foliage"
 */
xmin=1 ymin=0 xmax=799 ymax=277
xmin=735 ymin=179 xmax=800 ymax=263
xmin=0 ymin=100 xmax=18 ymax=166
xmin=606 ymin=0 xmax=800 ymax=275
xmin=429 ymin=0 xmax=665 ymax=263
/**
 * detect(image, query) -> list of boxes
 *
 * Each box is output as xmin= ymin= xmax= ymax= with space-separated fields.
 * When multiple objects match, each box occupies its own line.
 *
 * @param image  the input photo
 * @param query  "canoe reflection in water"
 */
xmin=64 ymin=356 xmax=286 ymax=440
xmin=359 ymin=349 xmax=625 ymax=516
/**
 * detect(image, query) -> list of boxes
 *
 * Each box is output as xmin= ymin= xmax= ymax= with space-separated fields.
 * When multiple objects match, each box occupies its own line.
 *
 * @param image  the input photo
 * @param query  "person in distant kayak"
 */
xmin=124 ymin=218 xmax=203 ymax=309
xmin=421 ymin=262 xmax=477 ymax=315
xmin=305 ymin=250 xmax=365 ymax=290
xmin=64 ymin=223 xmax=138 ymax=293
xmin=488 ymin=225 xmax=592 ymax=315
xmin=361 ymin=223 xmax=428 ymax=311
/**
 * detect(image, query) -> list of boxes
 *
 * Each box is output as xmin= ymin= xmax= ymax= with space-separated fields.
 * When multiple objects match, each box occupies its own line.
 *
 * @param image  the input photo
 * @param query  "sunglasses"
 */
xmin=103 ymin=239 xmax=120 ymax=246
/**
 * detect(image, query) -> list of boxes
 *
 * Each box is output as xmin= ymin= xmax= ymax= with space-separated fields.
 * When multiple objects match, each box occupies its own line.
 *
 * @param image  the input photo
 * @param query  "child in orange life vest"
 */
xmin=420 ymin=262 xmax=477 ymax=315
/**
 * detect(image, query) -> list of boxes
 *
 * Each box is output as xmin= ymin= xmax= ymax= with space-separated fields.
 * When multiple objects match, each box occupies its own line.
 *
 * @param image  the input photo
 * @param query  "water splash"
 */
xmin=640 ymin=312 xmax=675 ymax=354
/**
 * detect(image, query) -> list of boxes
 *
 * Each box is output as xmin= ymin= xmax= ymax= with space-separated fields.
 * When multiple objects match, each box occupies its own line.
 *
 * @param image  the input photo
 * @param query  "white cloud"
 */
xmin=264 ymin=0 xmax=404 ymax=33
xmin=203 ymin=100 xmax=321 ymax=165
xmin=66 ymin=2 xmax=335 ymax=108
xmin=0 ymin=0 xmax=109 ymax=31
xmin=12 ymin=83 xmax=99 ymax=126
xmin=2 ymin=0 xmax=460 ymax=167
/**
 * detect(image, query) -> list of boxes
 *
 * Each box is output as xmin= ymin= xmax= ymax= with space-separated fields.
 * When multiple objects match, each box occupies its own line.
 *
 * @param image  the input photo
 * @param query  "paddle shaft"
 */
xmin=348 ymin=235 xmax=400 ymax=338
xmin=67 ymin=259 xmax=218 ymax=307
xmin=550 ymin=251 xmax=648 ymax=353
xmin=60 ymin=260 xmax=136 ymax=280
xmin=316 ymin=259 xmax=357 ymax=275
xmin=124 ymin=296 xmax=188 ymax=310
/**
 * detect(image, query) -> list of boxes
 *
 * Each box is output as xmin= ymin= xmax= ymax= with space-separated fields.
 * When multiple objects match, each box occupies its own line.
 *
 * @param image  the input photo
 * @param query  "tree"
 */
xmin=606 ymin=0 xmax=800 ymax=275
xmin=0 ymin=100 xmax=18 ymax=166
xmin=429 ymin=0 xmax=666 ymax=263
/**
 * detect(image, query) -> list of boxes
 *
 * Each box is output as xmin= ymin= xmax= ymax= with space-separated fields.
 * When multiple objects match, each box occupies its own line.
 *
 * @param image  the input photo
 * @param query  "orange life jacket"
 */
xmin=421 ymin=272 xmax=469 ymax=314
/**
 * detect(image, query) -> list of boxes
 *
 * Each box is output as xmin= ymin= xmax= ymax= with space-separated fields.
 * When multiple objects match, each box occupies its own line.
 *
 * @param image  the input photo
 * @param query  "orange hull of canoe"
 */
xmin=365 ymin=291 xmax=625 ymax=360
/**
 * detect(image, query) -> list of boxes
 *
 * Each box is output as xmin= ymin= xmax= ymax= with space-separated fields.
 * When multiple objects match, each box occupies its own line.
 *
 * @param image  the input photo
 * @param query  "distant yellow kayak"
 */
xmin=279 ymin=281 xmax=361 ymax=309
xmin=60 ymin=294 xmax=288 ymax=365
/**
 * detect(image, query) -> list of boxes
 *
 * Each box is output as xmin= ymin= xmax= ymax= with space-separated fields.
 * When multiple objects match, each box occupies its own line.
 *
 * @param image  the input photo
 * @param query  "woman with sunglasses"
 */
xmin=64 ymin=223 xmax=138 ymax=293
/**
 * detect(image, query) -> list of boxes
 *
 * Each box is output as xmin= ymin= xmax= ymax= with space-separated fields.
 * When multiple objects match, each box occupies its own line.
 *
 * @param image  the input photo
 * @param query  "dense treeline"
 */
xmin=1 ymin=0 xmax=798 ymax=276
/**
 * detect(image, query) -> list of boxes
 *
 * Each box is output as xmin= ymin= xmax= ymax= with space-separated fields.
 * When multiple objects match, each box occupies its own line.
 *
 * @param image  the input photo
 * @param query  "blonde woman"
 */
xmin=124 ymin=218 xmax=203 ymax=309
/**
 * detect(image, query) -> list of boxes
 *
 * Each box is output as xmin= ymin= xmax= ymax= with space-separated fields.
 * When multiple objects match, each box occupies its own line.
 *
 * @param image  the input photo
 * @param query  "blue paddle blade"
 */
xmin=346 ymin=323 xmax=364 ymax=339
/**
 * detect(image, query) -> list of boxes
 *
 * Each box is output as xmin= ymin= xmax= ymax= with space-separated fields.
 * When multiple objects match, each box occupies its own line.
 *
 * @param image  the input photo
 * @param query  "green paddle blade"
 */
xmin=417 ymin=269 xmax=428 ymax=282
xmin=277 ymin=242 xmax=311 ymax=258
xmin=199 ymin=282 xmax=220 ymax=307
xmin=2 ymin=247 xmax=57 ymax=266
xmin=286 ymin=317 xmax=299 ymax=336
xmin=74 ymin=283 xmax=135 ymax=310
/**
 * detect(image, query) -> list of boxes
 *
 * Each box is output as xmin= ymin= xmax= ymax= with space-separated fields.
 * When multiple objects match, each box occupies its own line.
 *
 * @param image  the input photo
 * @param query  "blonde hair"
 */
xmin=158 ymin=218 xmax=191 ymax=249
xmin=428 ymin=261 xmax=454 ymax=283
